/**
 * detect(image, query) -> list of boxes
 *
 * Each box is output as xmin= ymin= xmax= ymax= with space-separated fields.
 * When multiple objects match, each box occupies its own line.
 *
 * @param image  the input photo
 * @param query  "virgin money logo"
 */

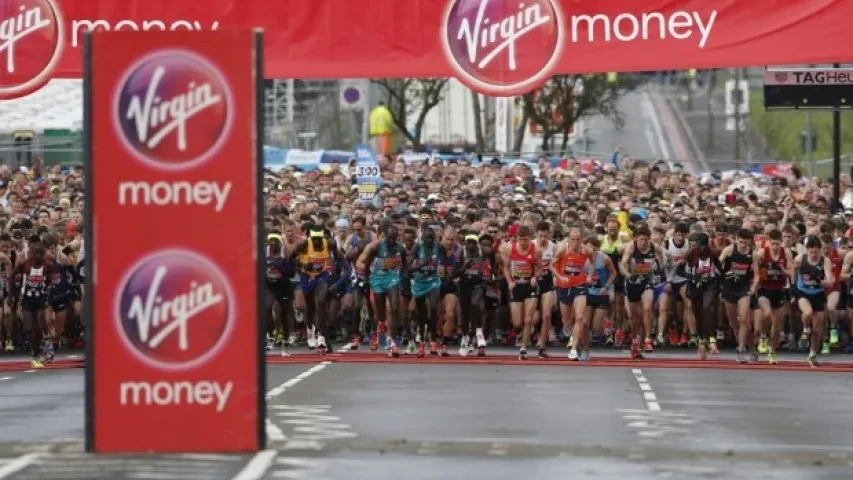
xmin=116 ymin=250 xmax=234 ymax=371
xmin=442 ymin=0 xmax=563 ymax=96
xmin=0 ymin=0 xmax=65 ymax=100
xmin=114 ymin=50 xmax=233 ymax=171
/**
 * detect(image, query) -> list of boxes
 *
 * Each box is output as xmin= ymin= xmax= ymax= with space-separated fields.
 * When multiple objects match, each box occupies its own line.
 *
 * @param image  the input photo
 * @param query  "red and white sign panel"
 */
xmin=87 ymin=30 xmax=262 ymax=453
xmin=2 ymin=0 xmax=853 ymax=97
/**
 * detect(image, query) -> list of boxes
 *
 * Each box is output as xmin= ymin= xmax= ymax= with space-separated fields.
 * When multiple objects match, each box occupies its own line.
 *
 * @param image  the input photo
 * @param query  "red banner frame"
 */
xmin=83 ymin=30 xmax=265 ymax=453
xmin=2 ymin=0 xmax=853 ymax=97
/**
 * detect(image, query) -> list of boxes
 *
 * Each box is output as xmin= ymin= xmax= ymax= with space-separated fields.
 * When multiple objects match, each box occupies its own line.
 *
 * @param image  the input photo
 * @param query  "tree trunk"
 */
xmin=560 ymin=132 xmax=570 ymax=153
xmin=541 ymin=133 xmax=552 ymax=153
xmin=471 ymin=90 xmax=485 ymax=152
xmin=512 ymin=108 xmax=530 ymax=153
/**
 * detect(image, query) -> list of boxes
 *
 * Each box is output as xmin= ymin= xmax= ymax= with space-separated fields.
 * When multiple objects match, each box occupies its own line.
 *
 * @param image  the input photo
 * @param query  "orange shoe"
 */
xmin=643 ymin=338 xmax=654 ymax=353
xmin=369 ymin=333 xmax=379 ymax=351
xmin=668 ymin=328 xmax=680 ymax=346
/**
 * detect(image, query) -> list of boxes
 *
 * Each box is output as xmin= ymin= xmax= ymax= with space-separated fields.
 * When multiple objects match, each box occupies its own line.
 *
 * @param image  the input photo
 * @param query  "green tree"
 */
xmin=371 ymin=79 xmax=450 ymax=150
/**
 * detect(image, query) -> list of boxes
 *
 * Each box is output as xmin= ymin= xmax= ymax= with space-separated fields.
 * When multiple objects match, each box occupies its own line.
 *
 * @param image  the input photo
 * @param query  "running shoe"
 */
xmin=265 ymin=334 xmax=274 ymax=352
xmin=440 ymin=343 xmax=450 ymax=357
xmin=406 ymin=339 xmax=416 ymax=355
xmin=579 ymin=350 xmax=590 ymax=362
xmin=568 ymin=349 xmax=579 ymax=361
xmin=709 ymin=338 xmax=720 ymax=355
xmin=316 ymin=336 xmax=328 ymax=355
xmin=736 ymin=349 xmax=747 ymax=364
xmin=644 ymin=338 xmax=654 ymax=353
xmin=668 ymin=328 xmax=680 ymax=346
xmin=476 ymin=330 xmax=487 ymax=357
xmin=307 ymin=326 xmax=317 ymax=350
xmin=716 ymin=328 xmax=724 ymax=341
xmin=697 ymin=342 xmax=707 ymax=360
xmin=767 ymin=351 xmax=777 ymax=365
xmin=830 ymin=329 xmax=840 ymax=347
xmin=459 ymin=335 xmax=470 ymax=357
xmin=369 ymin=333 xmax=379 ymax=352
xmin=821 ymin=342 xmax=830 ymax=355
xmin=654 ymin=334 xmax=665 ymax=348
xmin=757 ymin=335 xmax=768 ymax=354
xmin=538 ymin=348 xmax=549 ymax=359
xmin=630 ymin=341 xmax=644 ymax=360
xmin=282 ymin=341 xmax=291 ymax=357
xmin=798 ymin=329 xmax=811 ymax=350
xmin=4 ymin=339 xmax=13 ymax=353
xmin=808 ymin=353 xmax=820 ymax=368
xmin=30 ymin=358 xmax=43 ymax=369
xmin=687 ymin=334 xmax=697 ymax=347
xmin=614 ymin=329 xmax=625 ymax=348
xmin=519 ymin=348 xmax=528 ymax=360
xmin=388 ymin=341 xmax=400 ymax=358
xmin=350 ymin=333 xmax=361 ymax=350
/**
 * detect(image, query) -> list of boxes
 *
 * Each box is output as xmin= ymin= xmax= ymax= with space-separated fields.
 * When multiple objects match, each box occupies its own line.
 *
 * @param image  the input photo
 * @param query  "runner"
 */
xmin=600 ymin=217 xmax=626 ymax=347
xmin=408 ymin=227 xmax=442 ymax=357
xmin=620 ymin=225 xmax=665 ymax=359
xmin=290 ymin=225 xmax=337 ymax=355
xmin=343 ymin=216 xmax=374 ymax=349
xmin=663 ymin=222 xmax=692 ymax=347
xmin=535 ymin=221 xmax=557 ymax=357
xmin=792 ymin=235 xmax=834 ymax=367
xmin=580 ymin=235 xmax=617 ymax=360
xmin=552 ymin=227 xmax=589 ymax=361
xmin=265 ymin=233 xmax=294 ymax=355
xmin=719 ymin=228 xmax=757 ymax=363
xmin=43 ymin=232 xmax=74 ymax=355
xmin=358 ymin=223 xmax=407 ymax=357
xmin=753 ymin=229 xmax=793 ymax=364
xmin=501 ymin=224 xmax=540 ymax=360
xmin=438 ymin=228 xmax=461 ymax=354
xmin=457 ymin=233 xmax=494 ymax=357
xmin=684 ymin=232 xmax=721 ymax=359
xmin=13 ymin=239 xmax=52 ymax=368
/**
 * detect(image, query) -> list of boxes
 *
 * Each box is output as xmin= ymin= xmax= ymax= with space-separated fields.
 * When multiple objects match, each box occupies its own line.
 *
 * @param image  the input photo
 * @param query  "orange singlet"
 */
xmin=555 ymin=248 xmax=588 ymax=289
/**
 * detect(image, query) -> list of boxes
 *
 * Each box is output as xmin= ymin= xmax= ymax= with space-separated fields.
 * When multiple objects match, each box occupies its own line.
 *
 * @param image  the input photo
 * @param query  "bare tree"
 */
xmin=523 ymin=74 xmax=644 ymax=153
xmin=371 ymin=78 xmax=449 ymax=150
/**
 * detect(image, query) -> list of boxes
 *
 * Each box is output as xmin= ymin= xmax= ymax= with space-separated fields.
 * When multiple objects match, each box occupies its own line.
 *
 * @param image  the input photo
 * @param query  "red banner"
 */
xmin=86 ymin=30 xmax=263 ymax=453
xmin=2 ymin=0 xmax=853 ymax=97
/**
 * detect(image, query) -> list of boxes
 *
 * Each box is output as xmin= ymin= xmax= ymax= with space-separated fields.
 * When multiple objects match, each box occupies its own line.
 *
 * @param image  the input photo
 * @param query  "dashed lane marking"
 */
xmin=0 ymin=453 xmax=41 ymax=479
xmin=231 ymin=449 xmax=277 ymax=480
xmin=631 ymin=369 xmax=661 ymax=411
xmin=265 ymin=361 xmax=331 ymax=400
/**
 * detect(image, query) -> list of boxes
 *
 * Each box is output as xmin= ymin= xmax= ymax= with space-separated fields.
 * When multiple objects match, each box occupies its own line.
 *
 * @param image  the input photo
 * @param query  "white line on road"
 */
xmin=266 ymin=361 xmax=331 ymax=400
xmin=0 ymin=453 xmax=41 ymax=479
xmin=0 ymin=376 xmax=11 ymax=381
xmin=641 ymin=92 xmax=671 ymax=163
xmin=631 ymin=369 xmax=661 ymax=412
xmin=266 ymin=419 xmax=286 ymax=441
xmin=231 ymin=449 xmax=277 ymax=480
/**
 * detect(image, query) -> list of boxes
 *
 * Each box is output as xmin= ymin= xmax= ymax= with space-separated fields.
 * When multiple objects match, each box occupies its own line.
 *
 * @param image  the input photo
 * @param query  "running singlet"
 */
xmin=539 ymin=241 xmax=555 ymax=278
xmin=266 ymin=256 xmax=291 ymax=293
xmin=722 ymin=246 xmax=753 ymax=292
xmin=299 ymin=239 xmax=330 ymax=278
xmin=587 ymin=252 xmax=611 ymax=296
xmin=759 ymin=248 xmax=788 ymax=290
xmin=21 ymin=263 xmax=48 ymax=307
xmin=509 ymin=242 xmax=536 ymax=283
xmin=49 ymin=260 xmax=73 ymax=301
xmin=688 ymin=256 xmax=716 ymax=289
xmin=629 ymin=244 xmax=660 ymax=286
xmin=555 ymin=249 xmax=588 ymax=289
xmin=601 ymin=235 xmax=623 ymax=268
xmin=438 ymin=244 xmax=458 ymax=282
xmin=371 ymin=241 xmax=404 ymax=275
xmin=412 ymin=243 xmax=440 ymax=280
xmin=796 ymin=256 xmax=825 ymax=295
xmin=665 ymin=238 xmax=690 ymax=284
xmin=459 ymin=251 xmax=494 ymax=286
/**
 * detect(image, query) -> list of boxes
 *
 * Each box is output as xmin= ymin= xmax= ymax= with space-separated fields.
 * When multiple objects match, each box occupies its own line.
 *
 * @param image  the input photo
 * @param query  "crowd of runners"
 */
xmin=1 ymin=152 xmax=851 ymax=369
xmin=264 ymin=154 xmax=853 ymax=367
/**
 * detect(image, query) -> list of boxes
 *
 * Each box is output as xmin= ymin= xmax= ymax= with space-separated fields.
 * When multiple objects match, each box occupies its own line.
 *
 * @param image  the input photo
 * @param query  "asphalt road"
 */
xmin=584 ymin=88 xmax=690 ymax=170
xmin=2 ymin=361 xmax=853 ymax=479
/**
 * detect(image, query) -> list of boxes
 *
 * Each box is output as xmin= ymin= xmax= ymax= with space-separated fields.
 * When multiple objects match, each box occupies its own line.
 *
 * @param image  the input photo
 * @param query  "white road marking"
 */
xmin=487 ymin=442 xmax=509 ymax=456
xmin=631 ymin=369 xmax=661 ymax=412
xmin=641 ymin=92 xmax=671 ymax=164
xmin=231 ymin=449 xmax=277 ymax=480
xmin=266 ymin=361 xmax=331 ymax=400
xmin=0 ymin=376 xmax=11 ymax=381
xmin=266 ymin=419 xmax=286 ymax=441
xmin=23 ymin=370 xmax=35 ymax=373
xmin=0 ymin=453 xmax=41 ymax=479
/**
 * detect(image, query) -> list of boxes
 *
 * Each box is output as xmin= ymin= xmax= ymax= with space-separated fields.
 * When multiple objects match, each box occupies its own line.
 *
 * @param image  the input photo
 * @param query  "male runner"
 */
xmin=719 ymin=228 xmax=756 ymax=363
xmin=580 ymin=236 xmax=616 ymax=360
xmin=600 ymin=217 xmax=626 ymax=346
xmin=358 ymin=224 xmax=407 ymax=357
xmin=620 ymin=225 xmax=665 ymax=359
xmin=457 ymin=233 xmax=494 ymax=357
xmin=552 ymin=227 xmax=589 ymax=361
xmin=290 ymin=226 xmax=337 ymax=354
xmin=265 ymin=233 xmax=294 ymax=355
xmin=535 ymin=221 xmax=557 ymax=356
xmin=14 ymin=240 xmax=52 ymax=368
xmin=43 ymin=233 xmax=74 ymax=354
xmin=409 ymin=227 xmax=443 ymax=357
xmin=753 ymin=228 xmax=793 ymax=364
xmin=501 ymin=224 xmax=540 ymax=360
xmin=792 ymin=235 xmax=834 ymax=367
xmin=662 ymin=222 xmax=692 ymax=347
xmin=343 ymin=216 xmax=374 ymax=348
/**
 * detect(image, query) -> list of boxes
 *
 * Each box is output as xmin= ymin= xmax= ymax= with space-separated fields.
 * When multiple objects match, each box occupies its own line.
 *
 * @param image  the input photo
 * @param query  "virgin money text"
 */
xmin=118 ymin=180 xmax=231 ymax=213
xmin=571 ymin=10 xmax=717 ymax=48
xmin=120 ymin=380 xmax=233 ymax=412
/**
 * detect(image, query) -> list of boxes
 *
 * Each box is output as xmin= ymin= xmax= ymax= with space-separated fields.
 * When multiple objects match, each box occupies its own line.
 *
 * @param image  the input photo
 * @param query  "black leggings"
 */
xmin=458 ymin=284 xmax=486 ymax=336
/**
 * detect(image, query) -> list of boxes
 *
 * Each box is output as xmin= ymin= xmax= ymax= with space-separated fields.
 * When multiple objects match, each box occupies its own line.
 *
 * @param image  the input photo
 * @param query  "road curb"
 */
xmin=266 ymin=354 xmax=853 ymax=372
xmin=0 ymin=360 xmax=84 ymax=372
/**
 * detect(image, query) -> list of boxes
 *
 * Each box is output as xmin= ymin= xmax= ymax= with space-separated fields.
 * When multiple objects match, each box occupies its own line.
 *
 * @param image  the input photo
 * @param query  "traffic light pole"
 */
xmin=833 ymin=63 xmax=842 ymax=212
